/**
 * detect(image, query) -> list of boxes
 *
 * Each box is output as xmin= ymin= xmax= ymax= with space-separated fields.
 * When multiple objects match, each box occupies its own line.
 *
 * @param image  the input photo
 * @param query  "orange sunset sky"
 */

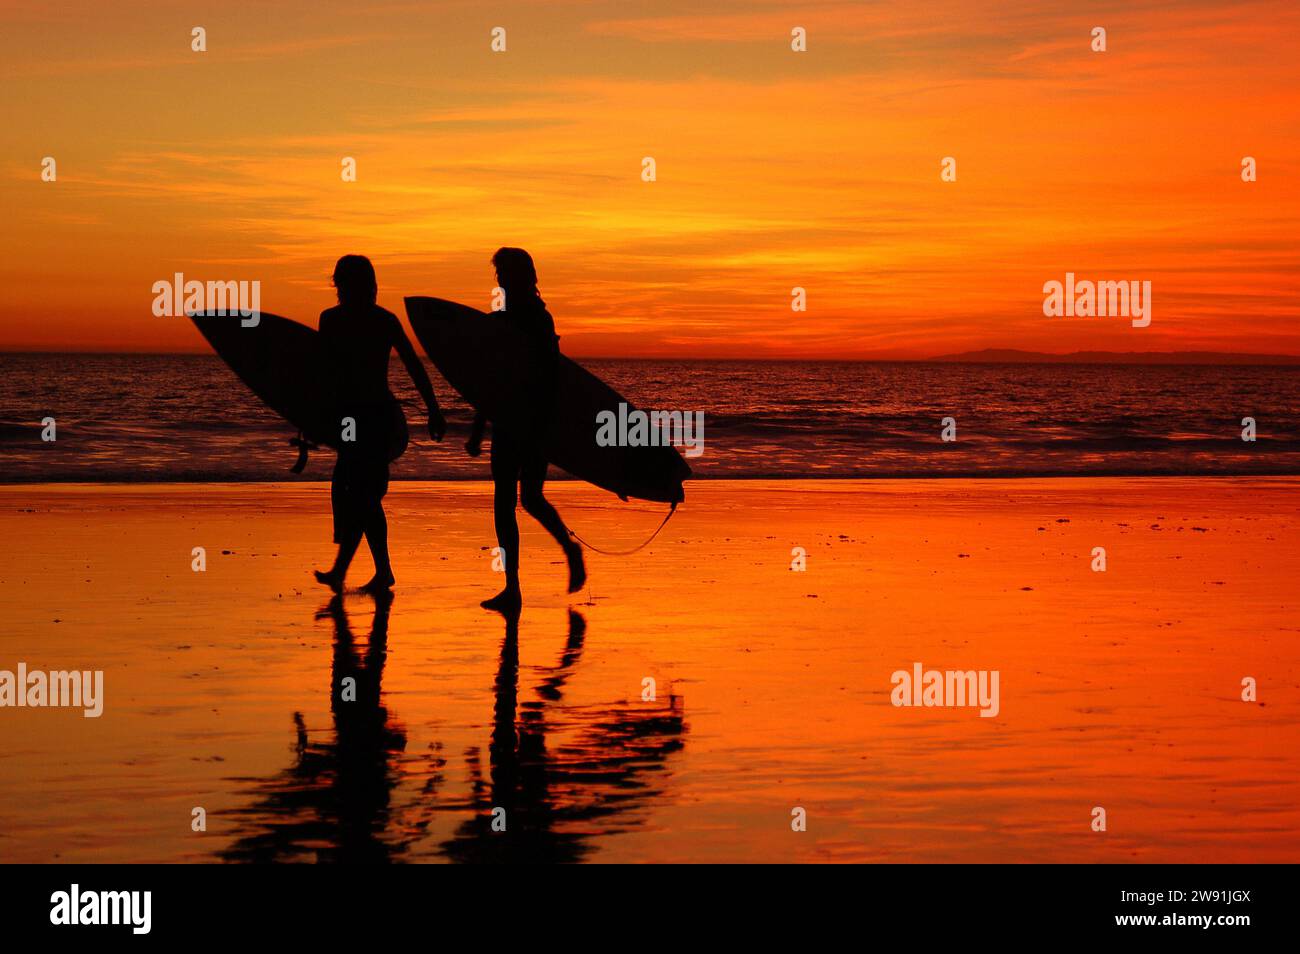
xmin=2 ymin=0 xmax=1298 ymax=358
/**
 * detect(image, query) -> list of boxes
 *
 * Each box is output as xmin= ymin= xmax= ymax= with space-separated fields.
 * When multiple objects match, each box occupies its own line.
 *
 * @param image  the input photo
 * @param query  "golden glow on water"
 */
xmin=1 ymin=480 xmax=1296 ymax=862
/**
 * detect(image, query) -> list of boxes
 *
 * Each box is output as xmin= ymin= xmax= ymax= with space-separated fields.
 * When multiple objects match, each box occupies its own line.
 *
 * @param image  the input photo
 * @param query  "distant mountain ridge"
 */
xmin=929 ymin=348 xmax=1300 ymax=366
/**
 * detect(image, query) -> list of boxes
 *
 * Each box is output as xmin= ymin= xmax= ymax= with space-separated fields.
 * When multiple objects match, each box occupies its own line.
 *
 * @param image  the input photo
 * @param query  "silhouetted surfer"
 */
xmin=467 ymin=248 xmax=585 ymax=613
xmin=314 ymin=255 xmax=446 ymax=593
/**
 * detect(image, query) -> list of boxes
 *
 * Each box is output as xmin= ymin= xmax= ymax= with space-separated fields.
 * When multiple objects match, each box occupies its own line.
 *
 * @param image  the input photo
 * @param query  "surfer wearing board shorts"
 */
xmin=466 ymin=247 xmax=586 ymax=613
xmin=314 ymin=255 xmax=447 ymax=594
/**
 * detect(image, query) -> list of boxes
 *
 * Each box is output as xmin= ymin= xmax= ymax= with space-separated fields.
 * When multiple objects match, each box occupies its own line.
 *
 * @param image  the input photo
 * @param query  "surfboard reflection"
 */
xmin=218 ymin=600 xmax=686 ymax=863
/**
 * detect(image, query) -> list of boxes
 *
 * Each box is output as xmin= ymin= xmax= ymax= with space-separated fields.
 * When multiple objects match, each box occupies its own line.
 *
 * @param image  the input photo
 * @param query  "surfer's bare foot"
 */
xmin=314 ymin=569 xmax=344 ymax=594
xmin=359 ymin=571 xmax=395 ymax=594
xmin=481 ymin=587 xmax=522 ymax=613
xmin=565 ymin=542 xmax=586 ymax=593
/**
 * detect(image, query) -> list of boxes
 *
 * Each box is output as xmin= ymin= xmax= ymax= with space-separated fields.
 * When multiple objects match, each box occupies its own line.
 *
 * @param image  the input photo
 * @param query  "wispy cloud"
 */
xmin=2 ymin=0 xmax=1298 ymax=356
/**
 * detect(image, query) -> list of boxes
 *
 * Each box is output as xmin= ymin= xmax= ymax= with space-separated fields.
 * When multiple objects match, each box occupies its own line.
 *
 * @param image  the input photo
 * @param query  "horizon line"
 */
xmin=3 ymin=347 xmax=1300 ymax=365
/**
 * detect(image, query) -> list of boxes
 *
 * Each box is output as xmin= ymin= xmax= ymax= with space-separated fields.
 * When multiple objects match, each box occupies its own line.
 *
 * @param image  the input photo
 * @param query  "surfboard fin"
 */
xmin=288 ymin=432 xmax=318 ymax=474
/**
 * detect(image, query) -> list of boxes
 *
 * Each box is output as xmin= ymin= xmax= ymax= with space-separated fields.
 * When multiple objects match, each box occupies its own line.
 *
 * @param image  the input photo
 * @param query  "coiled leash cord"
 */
xmin=567 ymin=502 xmax=678 ymax=556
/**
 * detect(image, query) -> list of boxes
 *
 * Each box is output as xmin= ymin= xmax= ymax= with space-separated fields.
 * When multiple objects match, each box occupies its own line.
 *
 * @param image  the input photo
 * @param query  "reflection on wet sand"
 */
xmin=220 ymin=592 xmax=444 ymax=862
xmin=439 ymin=609 xmax=686 ymax=863
xmin=5 ymin=481 xmax=1298 ymax=862
xmin=219 ymin=598 xmax=686 ymax=863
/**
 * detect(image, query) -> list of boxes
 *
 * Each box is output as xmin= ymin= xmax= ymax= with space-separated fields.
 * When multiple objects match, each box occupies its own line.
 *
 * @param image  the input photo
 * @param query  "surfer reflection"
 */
xmin=219 ymin=592 xmax=445 ymax=862
xmin=219 ymin=600 xmax=685 ymax=862
xmin=439 ymin=609 xmax=687 ymax=863
xmin=314 ymin=255 xmax=446 ymax=593
xmin=467 ymin=247 xmax=585 ymax=613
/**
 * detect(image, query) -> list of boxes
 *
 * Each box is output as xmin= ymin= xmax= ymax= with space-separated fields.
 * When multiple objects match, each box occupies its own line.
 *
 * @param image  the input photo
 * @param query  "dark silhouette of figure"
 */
xmin=315 ymin=255 xmax=446 ymax=593
xmin=467 ymin=248 xmax=584 ymax=612
xmin=219 ymin=592 xmax=446 ymax=862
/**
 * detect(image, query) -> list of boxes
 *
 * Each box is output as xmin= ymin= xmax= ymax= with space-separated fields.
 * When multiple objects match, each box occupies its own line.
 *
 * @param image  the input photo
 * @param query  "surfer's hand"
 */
xmin=465 ymin=436 xmax=482 ymax=458
xmin=428 ymin=411 xmax=446 ymax=442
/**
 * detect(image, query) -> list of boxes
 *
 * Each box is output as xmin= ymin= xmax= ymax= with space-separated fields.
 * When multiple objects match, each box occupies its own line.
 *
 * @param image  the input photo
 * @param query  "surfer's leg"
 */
xmin=319 ymin=529 xmax=362 ymax=592
xmin=481 ymin=441 xmax=522 ymax=612
xmin=492 ymin=474 xmax=521 ymax=592
xmin=519 ymin=455 xmax=585 ymax=594
xmin=359 ymin=463 xmax=395 ymax=592
xmin=359 ymin=503 xmax=394 ymax=592
xmin=318 ymin=535 xmax=361 ymax=593
xmin=317 ymin=456 xmax=362 ymax=592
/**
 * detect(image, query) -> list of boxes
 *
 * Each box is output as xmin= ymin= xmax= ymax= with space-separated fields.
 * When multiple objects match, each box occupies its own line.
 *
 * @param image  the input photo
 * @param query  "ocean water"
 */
xmin=1 ymin=354 xmax=1297 ymax=481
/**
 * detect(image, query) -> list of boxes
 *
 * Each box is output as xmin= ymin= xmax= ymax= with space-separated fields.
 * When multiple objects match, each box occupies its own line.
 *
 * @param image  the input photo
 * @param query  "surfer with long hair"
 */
xmin=466 ymin=247 xmax=585 ymax=613
xmin=314 ymin=255 xmax=446 ymax=593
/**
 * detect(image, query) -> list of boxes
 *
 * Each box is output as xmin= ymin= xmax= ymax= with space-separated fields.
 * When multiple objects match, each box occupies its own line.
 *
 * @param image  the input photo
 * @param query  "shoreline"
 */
xmin=5 ymin=471 xmax=1300 ymax=487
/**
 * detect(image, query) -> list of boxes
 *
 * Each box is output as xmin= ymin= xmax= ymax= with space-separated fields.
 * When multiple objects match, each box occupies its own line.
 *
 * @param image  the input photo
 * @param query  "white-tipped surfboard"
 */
xmin=189 ymin=311 xmax=408 ymax=470
xmin=405 ymin=296 xmax=690 ymax=504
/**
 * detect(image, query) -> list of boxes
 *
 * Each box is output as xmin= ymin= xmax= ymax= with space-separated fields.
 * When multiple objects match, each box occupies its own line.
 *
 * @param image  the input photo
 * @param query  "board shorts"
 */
xmin=489 ymin=426 xmax=549 ymax=487
xmin=331 ymin=400 xmax=396 ymax=543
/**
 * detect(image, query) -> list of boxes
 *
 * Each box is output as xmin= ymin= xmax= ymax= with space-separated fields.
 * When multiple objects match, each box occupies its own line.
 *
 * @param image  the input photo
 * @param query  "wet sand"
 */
xmin=0 ymin=478 xmax=1297 ymax=863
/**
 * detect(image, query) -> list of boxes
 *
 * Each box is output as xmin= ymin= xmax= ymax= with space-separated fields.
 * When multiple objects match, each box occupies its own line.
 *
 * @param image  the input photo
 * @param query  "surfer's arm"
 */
xmin=392 ymin=320 xmax=446 ymax=440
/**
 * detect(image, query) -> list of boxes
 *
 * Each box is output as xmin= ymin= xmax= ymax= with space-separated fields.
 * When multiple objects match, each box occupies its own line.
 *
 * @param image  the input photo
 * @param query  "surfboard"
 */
xmin=189 ymin=311 xmax=408 ymax=470
xmin=404 ymin=296 xmax=690 ymax=504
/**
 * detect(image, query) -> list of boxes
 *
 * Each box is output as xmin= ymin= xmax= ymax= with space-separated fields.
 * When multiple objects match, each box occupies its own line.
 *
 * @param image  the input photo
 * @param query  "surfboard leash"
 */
xmin=567 ymin=502 xmax=678 ymax=557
